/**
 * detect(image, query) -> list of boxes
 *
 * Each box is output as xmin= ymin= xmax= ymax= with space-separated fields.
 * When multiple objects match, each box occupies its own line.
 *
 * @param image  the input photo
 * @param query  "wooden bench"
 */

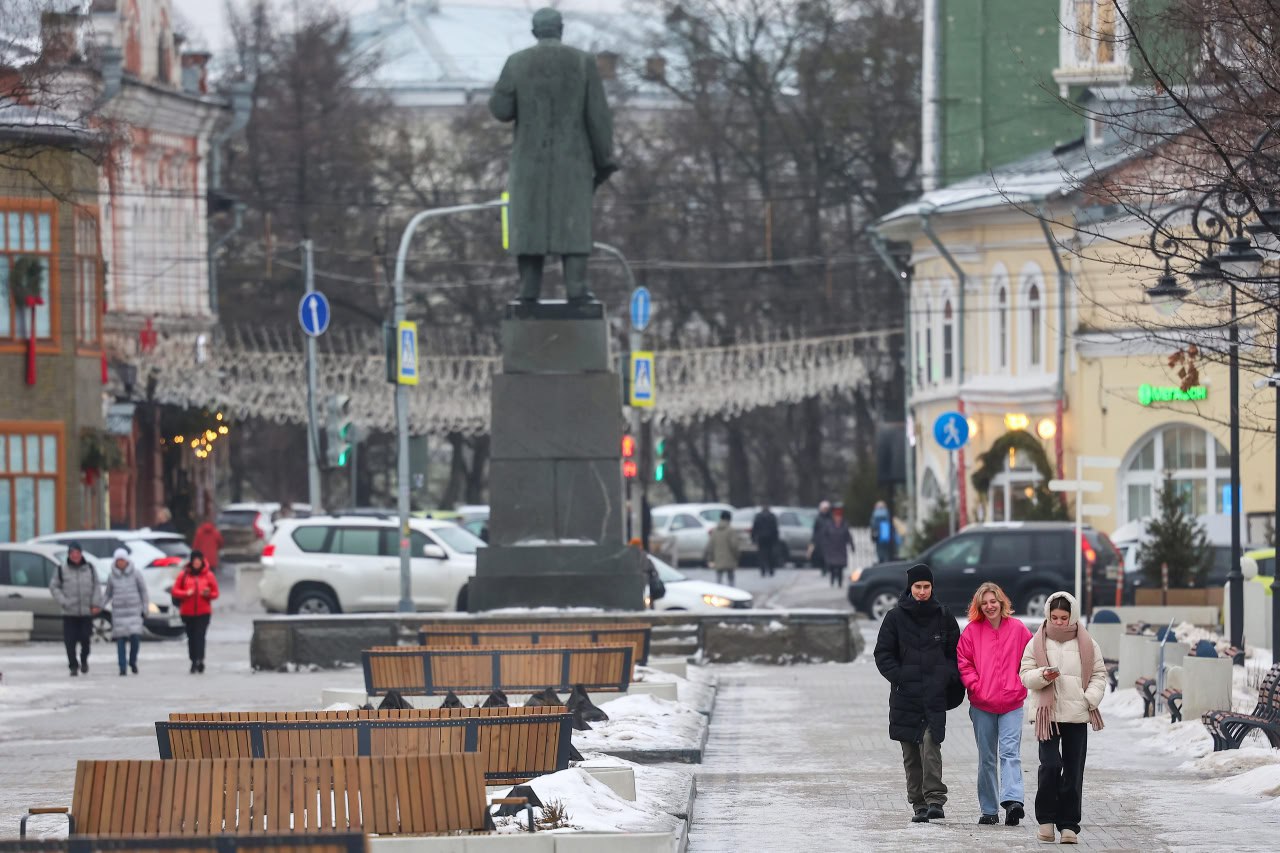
xmin=21 ymin=756 xmax=487 ymax=838
xmin=418 ymin=622 xmax=651 ymax=666
xmin=1203 ymin=662 xmax=1280 ymax=751
xmin=156 ymin=707 xmax=572 ymax=784
xmin=2 ymin=834 xmax=366 ymax=853
xmin=362 ymin=645 xmax=634 ymax=697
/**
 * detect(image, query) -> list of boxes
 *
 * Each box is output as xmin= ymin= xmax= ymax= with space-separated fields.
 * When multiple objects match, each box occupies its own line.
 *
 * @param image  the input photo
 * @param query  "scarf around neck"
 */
xmin=1031 ymin=619 xmax=1104 ymax=740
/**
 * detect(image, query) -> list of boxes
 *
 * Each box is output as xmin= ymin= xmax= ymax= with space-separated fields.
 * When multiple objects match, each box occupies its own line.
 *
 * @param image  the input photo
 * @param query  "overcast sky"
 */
xmin=169 ymin=0 xmax=626 ymax=52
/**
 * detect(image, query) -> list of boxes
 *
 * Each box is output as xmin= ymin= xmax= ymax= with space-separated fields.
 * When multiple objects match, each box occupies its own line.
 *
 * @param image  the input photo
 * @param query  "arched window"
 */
xmin=997 ymin=286 xmax=1008 ymax=369
xmin=1027 ymin=284 xmax=1042 ymax=367
xmin=1120 ymin=425 xmax=1231 ymax=522
xmin=942 ymin=300 xmax=954 ymax=380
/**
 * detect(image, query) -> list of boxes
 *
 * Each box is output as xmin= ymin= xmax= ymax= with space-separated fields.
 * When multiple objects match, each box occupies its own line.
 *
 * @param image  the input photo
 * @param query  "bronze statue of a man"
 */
xmin=490 ymin=8 xmax=618 ymax=304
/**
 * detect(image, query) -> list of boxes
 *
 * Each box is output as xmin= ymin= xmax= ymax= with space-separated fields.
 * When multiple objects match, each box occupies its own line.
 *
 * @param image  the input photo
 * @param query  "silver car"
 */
xmin=649 ymin=503 xmax=733 ymax=566
xmin=731 ymin=506 xmax=820 ymax=565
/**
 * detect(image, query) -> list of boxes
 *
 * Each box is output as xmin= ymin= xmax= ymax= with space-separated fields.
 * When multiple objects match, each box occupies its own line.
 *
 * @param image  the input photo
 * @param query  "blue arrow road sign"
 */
xmin=630 ymin=286 xmax=652 ymax=331
xmin=933 ymin=411 xmax=969 ymax=450
xmin=298 ymin=292 xmax=331 ymax=337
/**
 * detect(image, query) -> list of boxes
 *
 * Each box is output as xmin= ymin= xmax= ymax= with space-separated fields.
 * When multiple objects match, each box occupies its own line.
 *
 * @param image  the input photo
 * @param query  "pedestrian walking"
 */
xmin=192 ymin=515 xmax=224 ymax=573
xmin=103 ymin=549 xmax=148 ymax=676
xmin=873 ymin=563 xmax=963 ymax=823
xmin=172 ymin=550 xmax=220 ymax=674
xmin=811 ymin=501 xmax=854 ymax=587
xmin=49 ymin=542 xmax=103 ymax=676
xmin=958 ymin=582 xmax=1031 ymax=827
xmin=705 ymin=510 xmax=740 ymax=587
xmin=870 ymin=500 xmax=900 ymax=564
xmin=1019 ymin=591 xmax=1107 ymax=845
xmin=153 ymin=506 xmax=178 ymax=534
xmin=750 ymin=505 xmax=781 ymax=577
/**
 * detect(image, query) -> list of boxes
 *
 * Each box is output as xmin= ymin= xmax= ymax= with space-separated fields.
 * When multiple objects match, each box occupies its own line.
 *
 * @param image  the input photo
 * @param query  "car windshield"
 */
xmin=649 ymin=556 xmax=687 ymax=583
xmin=430 ymin=525 xmax=486 ymax=555
xmin=217 ymin=510 xmax=260 ymax=527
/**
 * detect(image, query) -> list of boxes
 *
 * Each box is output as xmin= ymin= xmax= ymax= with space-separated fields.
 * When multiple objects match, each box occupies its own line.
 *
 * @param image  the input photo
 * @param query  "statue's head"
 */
xmin=532 ymin=7 xmax=563 ymax=39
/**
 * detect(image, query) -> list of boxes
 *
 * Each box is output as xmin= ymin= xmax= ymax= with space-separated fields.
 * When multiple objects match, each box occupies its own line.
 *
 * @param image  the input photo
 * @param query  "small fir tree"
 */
xmin=1139 ymin=473 xmax=1212 ymax=587
xmin=903 ymin=498 xmax=952 ymax=559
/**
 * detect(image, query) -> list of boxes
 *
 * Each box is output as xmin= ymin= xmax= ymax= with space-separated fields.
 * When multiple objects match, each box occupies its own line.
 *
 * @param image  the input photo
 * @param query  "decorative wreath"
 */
xmin=10 ymin=257 xmax=44 ymax=304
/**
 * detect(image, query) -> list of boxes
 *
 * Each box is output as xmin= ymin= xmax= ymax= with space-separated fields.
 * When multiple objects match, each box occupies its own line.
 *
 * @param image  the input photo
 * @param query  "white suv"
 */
xmin=259 ymin=516 xmax=484 ymax=614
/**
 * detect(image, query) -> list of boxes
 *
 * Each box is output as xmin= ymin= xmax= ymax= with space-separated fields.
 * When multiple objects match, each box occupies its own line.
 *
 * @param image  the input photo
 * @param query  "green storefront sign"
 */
xmin=1138 ymin=384 xmax=1208 ymax=406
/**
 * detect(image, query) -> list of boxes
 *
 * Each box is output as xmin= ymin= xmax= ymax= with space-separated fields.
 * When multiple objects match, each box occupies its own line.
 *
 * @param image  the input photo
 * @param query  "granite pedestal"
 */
xmin=469 ymin=300 xmax=645 ymax=611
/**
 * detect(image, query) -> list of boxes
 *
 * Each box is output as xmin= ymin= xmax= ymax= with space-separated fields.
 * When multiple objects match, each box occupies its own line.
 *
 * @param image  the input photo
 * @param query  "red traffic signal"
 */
xmin=622 ymin=460 xmax=639 ymax=479
xmin=622 ymin=434 xmax=637 ymax=478
xmin=622 ymin=434 xmax=636 ymax=458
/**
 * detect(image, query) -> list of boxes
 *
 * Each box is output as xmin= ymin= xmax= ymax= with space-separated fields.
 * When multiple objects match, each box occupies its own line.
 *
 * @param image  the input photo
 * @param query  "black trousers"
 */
xmin=183 ymin=614 xmax=211 ymax=663
xmin=757 ymin=539 xmax=778 ymax=576
xmin=1035 ymin=722 xmax=1088 ymax=833
xmin=62 ymin=615 xmax=94 ymax=669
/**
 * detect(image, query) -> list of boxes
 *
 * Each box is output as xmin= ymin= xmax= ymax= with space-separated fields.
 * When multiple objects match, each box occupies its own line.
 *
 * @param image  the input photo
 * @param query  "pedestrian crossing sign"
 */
xmin=629 ymin=351 xmax=655 ymax=408
xmin=397 ymin=321 xmax=419 ymax=386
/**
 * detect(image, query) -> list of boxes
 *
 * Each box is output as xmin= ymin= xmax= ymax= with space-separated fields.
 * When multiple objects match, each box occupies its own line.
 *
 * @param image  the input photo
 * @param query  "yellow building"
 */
xmin=874 ymin=139 xmax=1277 ymax=542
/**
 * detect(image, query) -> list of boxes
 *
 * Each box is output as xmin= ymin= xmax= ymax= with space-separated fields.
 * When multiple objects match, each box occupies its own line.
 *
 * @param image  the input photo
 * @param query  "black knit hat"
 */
xmin=906 ymin=563 xmax=934 ymax=587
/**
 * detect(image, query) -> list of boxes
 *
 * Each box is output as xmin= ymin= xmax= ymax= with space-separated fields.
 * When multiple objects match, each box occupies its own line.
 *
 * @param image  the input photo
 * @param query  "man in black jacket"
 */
xmin=873 ymin=563 xmax=961 ymax=823
xmin=750 ymin=506 xmax=780 ymax=577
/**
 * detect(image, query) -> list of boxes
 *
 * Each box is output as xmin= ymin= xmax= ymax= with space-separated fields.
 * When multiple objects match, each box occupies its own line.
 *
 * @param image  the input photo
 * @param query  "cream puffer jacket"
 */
xmin=1018 ymin=591 xmax=1108 ymax=724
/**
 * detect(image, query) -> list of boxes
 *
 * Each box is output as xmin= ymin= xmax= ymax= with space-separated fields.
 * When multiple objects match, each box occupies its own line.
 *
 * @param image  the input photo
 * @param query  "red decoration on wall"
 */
xmin=139 ymin=316 xmax=157 ymax=353
xmin=24 ymin=295 xmax=42 ymax=386
xmin=101 ymin=351 xmax=109 ymax=385
xmin=82 ymin=467 xmax=99 ymax=487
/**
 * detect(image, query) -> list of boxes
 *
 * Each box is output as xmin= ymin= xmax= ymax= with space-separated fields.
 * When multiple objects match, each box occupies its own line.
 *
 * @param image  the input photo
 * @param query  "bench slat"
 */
xmin=362 ymin=645 xmax=634 ymax=696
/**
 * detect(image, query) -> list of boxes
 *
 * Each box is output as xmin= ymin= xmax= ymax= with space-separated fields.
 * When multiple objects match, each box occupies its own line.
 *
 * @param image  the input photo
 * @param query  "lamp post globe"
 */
xmin=1146 ymin=272 xmax=1188 ymax=316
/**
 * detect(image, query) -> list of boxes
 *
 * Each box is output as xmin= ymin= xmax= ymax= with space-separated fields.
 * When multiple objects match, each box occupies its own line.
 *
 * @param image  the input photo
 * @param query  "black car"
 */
xmin=847 ymin=522 xmax=1122 ymax=620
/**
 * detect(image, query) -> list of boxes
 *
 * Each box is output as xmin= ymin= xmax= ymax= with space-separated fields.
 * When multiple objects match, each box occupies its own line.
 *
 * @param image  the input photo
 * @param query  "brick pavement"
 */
xmin=688 ymin=655 xmax=1280 ymax=852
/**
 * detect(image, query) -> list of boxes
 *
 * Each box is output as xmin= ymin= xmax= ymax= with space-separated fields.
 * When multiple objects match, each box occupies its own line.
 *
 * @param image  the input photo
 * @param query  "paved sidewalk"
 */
xmin=688 ymin=656 xmax=1280 ymax=852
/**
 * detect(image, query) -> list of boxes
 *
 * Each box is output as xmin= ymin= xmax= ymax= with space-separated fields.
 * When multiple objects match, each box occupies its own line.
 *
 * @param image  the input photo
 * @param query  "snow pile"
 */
xmin=492 ymin=768 xmax=682 ymax=834
xmin=574 ymin=694 xmax=705 ymax=752
xmin=1208 ymin=762 xmax=1280 ymax=806
xmin=1186 ymin=747 xmax=1280 ymax=779
xmin=322 ymin=702 xmax=359 ymax=711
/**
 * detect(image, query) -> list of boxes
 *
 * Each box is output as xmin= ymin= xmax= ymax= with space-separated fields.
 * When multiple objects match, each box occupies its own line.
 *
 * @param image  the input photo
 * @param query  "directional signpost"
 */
xmin=298 ymin=241 xmax=327 ymax=511
xmin=933 ymin=412 xmax=969 ymax=536
xmin=298 ymin=291 xmax=331 ymax=337
xmin=1049 ymin=455 xmax=1122 ymax=611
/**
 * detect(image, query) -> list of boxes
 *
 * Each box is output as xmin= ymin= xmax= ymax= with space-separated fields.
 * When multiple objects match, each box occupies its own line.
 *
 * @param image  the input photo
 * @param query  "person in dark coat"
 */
xmin=49 ymin=541 xmax=103 ymax=676
xmin=750 ymin=506 xmax=781 ymax=577
xmin=489 ymin=7 xmax=618 ymax=303
xmin=874 ymin=563 xmax=962 ymax=823
xmin=811 ymin=502 xmax=855 ymax=587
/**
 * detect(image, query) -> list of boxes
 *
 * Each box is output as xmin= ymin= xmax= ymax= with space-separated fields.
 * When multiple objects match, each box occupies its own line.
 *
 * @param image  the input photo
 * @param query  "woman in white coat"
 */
xmin=103 ymin=549 xmax=149 ymax=676
xmin=1019 ymin=591 xmax=1107 ymax=845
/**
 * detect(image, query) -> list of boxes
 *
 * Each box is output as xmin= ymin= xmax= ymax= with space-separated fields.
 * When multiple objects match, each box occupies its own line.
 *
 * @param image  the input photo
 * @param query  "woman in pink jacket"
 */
xmin=957 ymin=582 xmax=1032 ymax=827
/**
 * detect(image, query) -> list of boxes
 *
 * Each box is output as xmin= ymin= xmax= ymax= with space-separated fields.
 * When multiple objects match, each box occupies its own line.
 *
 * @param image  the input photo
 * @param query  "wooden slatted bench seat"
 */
xmin=20 ymin=756 xmax=487 ymax=839
xmin=1 ymin=833 xmax=367 ymax=853
xmin=362 ymin=645 xmax=634 ymax=697
xmin=156 ymin=707 xmax=572 ymax=784
xmin=1203 ymin=662 xmax=1280 ymax=751
xmin=418 ymin=622 xmax=651 ymax=666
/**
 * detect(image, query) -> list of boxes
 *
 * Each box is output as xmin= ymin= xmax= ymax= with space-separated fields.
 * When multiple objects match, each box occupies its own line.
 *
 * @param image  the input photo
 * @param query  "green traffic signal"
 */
xmin=654 ymin=463 xmax=665 ymax=482
xmin=653 ymin=437 xmax=666 ymax=481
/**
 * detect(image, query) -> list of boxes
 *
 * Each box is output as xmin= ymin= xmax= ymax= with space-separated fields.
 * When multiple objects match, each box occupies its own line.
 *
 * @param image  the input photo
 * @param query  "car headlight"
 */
xmin=849 ymin=568 xmax=863 ymax=583
xmin=702 ymin=594 xmax=733 ymax=608
xmin=643 ymin=595 xmax=652 ymax=608
xmin=147 ymin=602 xmax=160 ymax=614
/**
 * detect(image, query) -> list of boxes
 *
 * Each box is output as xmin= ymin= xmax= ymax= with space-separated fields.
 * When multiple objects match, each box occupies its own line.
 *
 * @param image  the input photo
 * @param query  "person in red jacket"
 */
xmin=957 ymin=582 xmax=1032 ymax=828
xmin=171 ymin=550 xmax=219 ymax=673
xmin=192 ymin=516 xmax=224 ymax=573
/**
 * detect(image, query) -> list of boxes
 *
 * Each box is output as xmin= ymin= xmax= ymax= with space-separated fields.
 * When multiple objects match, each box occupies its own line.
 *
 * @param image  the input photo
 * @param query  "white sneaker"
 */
xmin=1037 ymin=824 xmax=1056 ymax=843
xmin=1060 ymin=829 xmax=1078 ymax=844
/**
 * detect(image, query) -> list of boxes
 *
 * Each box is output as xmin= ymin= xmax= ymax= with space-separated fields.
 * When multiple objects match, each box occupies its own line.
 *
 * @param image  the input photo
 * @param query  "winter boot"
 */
xmin=926 ymin=805 xmax=945 ymax=820
xmin=910 ymin=808 xmax=929 ymax=823
xmin=977 ymin=815 xmax=999 ymax=825
xmin=1002 ymin=801 xmax=1024 ymax=826
xmin=1059 ymin=829 xmax=1077 ymax=844
xmin=1037 ymin=824 xmax=1055 ymax=843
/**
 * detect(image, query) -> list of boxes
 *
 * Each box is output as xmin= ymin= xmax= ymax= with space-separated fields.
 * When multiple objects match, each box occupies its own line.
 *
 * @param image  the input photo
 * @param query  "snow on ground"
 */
xmin=574 ymin=693 xmax=705 ymax=752
xmin=491 ymin=768 xmax=682 ymax=834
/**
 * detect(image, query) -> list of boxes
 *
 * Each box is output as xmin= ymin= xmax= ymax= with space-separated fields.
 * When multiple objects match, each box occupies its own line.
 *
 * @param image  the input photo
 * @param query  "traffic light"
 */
xmin=325 ymin=394 xmax=353 ymax=467
xmin=653 ymin=437 xmax=666 ymax=482
xmin=621 ymin=433 xmax=638 ymax=479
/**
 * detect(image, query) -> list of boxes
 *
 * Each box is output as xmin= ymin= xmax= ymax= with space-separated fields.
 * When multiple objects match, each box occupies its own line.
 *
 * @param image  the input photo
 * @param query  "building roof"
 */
xmin=0 ymin=101 xmax=95 ymax=144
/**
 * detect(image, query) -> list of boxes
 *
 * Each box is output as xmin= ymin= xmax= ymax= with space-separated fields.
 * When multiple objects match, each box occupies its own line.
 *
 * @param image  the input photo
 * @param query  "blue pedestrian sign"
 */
xmin=630 ymin=286 xmax=652 ymax=331
xmin=629 ymin=351 xmax=655 ymax=408
xmin=298 ymin=292 xmax=331 ymax=337
xmin=933 ymin=411 xmax=969 ymax=450
xmin=396 ymin=321 xmax=419 ymax=386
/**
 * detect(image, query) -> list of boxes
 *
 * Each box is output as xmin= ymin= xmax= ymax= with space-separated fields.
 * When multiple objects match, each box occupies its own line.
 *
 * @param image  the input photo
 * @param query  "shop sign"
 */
xmin=1138 ymin=384 xmax=1207 ymax=406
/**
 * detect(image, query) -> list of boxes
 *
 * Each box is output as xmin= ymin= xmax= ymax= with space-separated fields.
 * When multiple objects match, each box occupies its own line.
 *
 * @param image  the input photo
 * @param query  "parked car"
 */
xmin=730 ymin=505 xmax=819 ymax=566
xmin=1244 ymin=547 xmax=1276 ymax=594
xmin=649 ymin=503 xmax=734 ymax=566
xmin=645 ymin=555 xmax=753 ymax=611
xmin=847 ymin=521 xmax=1122 ymax=621
xmin=0 ymin=543 xmax=108 ymax=640
xmin=28 ymin=530 xmax=187 ymax=637
xmin=1107 ymin=514 xmax=1261 ymax=605
xmin=258 ymin=515 xmax=486 ymax=614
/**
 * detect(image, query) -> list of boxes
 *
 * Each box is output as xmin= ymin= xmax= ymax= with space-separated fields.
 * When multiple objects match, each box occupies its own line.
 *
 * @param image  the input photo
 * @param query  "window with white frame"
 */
xmin=0 ymin=206 xmax=55 ymax=342
xmin=1120 ymin=425 xmax=1231 ymax=523
xmin=1019 ymin=266 xmax=1046 ymax=372
xmin=942 ymin=300 xmax=954 ymax=381
xmin=1028 ymin=283 xmax=1042 ymax=367
xmin=997 ymin=286 xmax=1009 ymax=369
xmin=1055 ymin=0 xmax=1129 ymax=87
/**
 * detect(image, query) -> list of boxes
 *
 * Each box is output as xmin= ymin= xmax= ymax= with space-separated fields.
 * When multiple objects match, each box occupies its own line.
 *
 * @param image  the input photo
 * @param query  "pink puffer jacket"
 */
xmin=958 ymin=617 xmax=1032 ymax=715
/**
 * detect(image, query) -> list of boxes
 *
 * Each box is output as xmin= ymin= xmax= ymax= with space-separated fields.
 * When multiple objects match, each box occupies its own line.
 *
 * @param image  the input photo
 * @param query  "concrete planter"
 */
xmin=1089 ymin=623 xmax=1122 ymax=660
xmin=1181 ymin=656 xmax=1233 ymax=723
xmin=0 ymin=611 xmax=34 ymax=643
xmin=1117 ymin=635 xmax=1159 ymax=688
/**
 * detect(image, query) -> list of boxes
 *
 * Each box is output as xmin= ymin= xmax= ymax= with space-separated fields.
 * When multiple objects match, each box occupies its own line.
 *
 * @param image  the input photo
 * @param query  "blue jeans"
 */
xmin=116 ymin=635 xmax=140 ymax=672
xmin=969 ymin=705 xmax=1024 ymax=816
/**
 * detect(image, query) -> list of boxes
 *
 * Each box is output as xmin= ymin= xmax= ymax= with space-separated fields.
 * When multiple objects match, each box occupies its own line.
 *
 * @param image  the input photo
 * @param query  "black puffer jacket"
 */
xmin=873 ymin=589 xmax=961 ymax=743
